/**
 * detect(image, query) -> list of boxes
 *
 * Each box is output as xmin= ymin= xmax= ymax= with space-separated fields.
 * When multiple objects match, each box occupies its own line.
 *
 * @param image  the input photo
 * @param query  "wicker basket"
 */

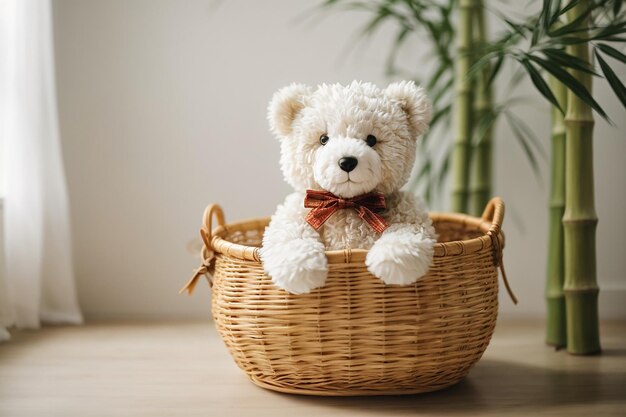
xmin=183 ymin=197 xmax=515 ymax=396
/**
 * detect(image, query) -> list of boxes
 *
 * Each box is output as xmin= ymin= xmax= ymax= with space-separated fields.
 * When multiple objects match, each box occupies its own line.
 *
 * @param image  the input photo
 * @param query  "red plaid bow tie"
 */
xmin=304 ymin=189 xmax=389 ymax=233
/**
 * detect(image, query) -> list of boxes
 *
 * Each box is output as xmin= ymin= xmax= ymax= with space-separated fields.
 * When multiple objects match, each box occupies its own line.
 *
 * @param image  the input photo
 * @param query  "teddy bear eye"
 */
xmin=366 ymin=134 xmax=377 ymax=147
xmin=320 ymin=134 xmax=330 ymax=145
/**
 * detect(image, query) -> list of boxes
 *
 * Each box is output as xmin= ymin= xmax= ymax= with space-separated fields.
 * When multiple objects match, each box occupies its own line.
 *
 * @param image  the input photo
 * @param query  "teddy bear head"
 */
xmin=268 ymin=81 xmax=431 ymax=198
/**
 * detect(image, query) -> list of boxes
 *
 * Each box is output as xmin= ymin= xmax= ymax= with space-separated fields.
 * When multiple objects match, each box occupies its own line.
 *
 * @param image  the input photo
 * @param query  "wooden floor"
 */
xmin=1 ymin=319 xmax=625 ymax=417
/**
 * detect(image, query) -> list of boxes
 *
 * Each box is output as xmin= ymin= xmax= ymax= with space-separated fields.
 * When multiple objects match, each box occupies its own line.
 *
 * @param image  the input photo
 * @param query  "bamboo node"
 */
xmin=562 ymin=217 xmax=599 ymax=226
xmin=562 ymin=287 xmax=600 ymax=294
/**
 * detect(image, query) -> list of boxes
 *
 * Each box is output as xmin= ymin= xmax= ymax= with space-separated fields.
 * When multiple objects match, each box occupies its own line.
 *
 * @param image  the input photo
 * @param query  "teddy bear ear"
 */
xmin=384 ymin=81 xmax=432 ymax=138
xmin=267 ymin=83 xmax=312 ymax=137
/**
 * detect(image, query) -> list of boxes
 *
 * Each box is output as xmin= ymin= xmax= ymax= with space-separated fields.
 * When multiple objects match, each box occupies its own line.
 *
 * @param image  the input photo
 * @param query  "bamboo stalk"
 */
xmin=468 ymin=0 xmax=493 ymax=217
xmin=546 ymin=76 xmax=567 ymax=348
xmin=563 ymin=0 xmax=601 ymax=355
xmin=451 ymin=0 xmax=478 ymax=213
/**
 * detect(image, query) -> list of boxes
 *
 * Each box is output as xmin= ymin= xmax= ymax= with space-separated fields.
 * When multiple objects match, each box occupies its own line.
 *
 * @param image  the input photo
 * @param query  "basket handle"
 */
xmin=481 ymin=197 xmax=517 ymax=305
xmin=200 ymin=204 xmax=226 ymax=249
xmin=481 ymin=197 xmax=505 ymax=235
xmin=179 ymin=203 xmax=226 ymax=296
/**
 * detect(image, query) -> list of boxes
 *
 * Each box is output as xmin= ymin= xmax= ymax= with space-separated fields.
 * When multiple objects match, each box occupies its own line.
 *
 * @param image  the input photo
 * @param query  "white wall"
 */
xmin=52 ymin=0 xmax=626 ymax=320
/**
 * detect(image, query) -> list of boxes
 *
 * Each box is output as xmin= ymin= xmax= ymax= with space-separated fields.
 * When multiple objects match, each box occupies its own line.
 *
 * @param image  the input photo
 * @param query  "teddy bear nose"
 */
xmin=338 ymin=156 xmax=358 ymax=173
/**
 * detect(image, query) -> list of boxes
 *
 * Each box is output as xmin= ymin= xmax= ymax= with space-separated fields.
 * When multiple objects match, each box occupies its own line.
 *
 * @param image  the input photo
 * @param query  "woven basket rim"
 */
xmin=204 ymin=197 xmax=505 ymax=264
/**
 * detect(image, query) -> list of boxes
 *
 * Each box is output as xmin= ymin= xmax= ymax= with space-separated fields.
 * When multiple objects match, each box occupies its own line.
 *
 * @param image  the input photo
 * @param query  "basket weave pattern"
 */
xmin=198 ymin=198 xmax=507 ymax=396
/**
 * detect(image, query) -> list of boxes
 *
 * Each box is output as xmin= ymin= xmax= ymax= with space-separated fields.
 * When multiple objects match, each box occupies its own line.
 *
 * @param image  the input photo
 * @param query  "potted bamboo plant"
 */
xmin=319 ymin=0 xmax=626 ymax=355
xmin=474 ymin=0 xmax=625 ymax=354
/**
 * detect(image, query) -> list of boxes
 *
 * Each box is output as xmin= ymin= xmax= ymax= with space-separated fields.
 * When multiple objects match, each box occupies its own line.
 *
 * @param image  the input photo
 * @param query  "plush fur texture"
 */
xmin=261 ymin=81 xmax=437 ymax=294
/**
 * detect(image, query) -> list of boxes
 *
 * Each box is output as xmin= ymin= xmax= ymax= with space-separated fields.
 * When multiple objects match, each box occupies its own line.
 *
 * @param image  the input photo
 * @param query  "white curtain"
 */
xmin=0 ymin=0 xmax=82 ymax=342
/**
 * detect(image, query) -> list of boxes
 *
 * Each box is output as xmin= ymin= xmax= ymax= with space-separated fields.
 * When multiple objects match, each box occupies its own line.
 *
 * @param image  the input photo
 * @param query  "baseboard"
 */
xmin=82 ymin=310 xmax=212 ymax=322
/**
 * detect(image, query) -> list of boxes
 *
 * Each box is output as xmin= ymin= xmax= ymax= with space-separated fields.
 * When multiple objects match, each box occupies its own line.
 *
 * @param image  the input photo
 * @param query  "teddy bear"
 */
xmin=260 ymin=80 xmax=437 ymax=294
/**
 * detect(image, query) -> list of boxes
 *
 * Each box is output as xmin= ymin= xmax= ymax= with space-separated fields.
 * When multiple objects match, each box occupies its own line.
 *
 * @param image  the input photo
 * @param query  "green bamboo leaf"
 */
xmin=606 ymin=17 xmax=626 ymax=29
xmin=416 ymin=160 xmax=431 ymax=181
xmin=504 ymin=112 xmax=542 ymax=181
xmin=510 ymin=66 xmax=527 ymax=88
xmin=595 ymin=49 xmax=626 ymax=108
xmin=384 ymin=25 xmax=411 ymax=76
xmin=467 ymin=53 xmax=496 ymax=80
xmin=427 ymin=61 xmax=451 ymax=90
xmin=400 ymin=0 xmax=421 ymax=15
xmin=531 ymin=0 xmax=553 ymax=45
xmin=532 ymin=24 xmax=543 ymax=46
xmin=321 ymin=1 xmax=371 ymax=12
xmin=360 ymin=9 xmax=391 ymax=37
xmin=432 ymin=77 xmax=454 ymax=103
xmin=424 ymin=19 xmax=441 ymax=40
xmin=559 ymin=35 xmax=591 ymax=44
xmin=548 ymin=0 xmax=563 ymax=26
xmin=527 ymin=54 xmax=608 ymax=119
xmin=556 ymin=0 xmax=581 ymax=19
xmin=505 ymin=111 xmax=548 ymax=160
xmin=504 ymin=18 xmax=529 ymax=38
xmin=596 ymin=43 xmax=626 ymax=63
xmin=550 ymin=5 xmax=592 ymax=37
xmin=583 ymin=21 xmax=626 ymax=42
xmin=542 ymin=48 xmax=599 ymax=75
xmin=406 ymin=159 xmax=428 ymax=198
xmin=487 ymin=54 xmax=505 ymax=88
xmin=540 ymin=0 xmax=552 ymax=31
xmin=437 ymin=152 xmax=451 ymax=190
xmin=424 ymin=184 xmax=432 ymax=206
xmin=614 ymin=0 xmax=623 ymax=16
xmin=520 ymin=59 xmax=564 ymax=113
xmin=591 ymin=24 xmax=626 ymax=40
xmin=430 ymin=104 xmax=452 ymax=128
xmin=473 ymin=109 xmax=499 ymax=146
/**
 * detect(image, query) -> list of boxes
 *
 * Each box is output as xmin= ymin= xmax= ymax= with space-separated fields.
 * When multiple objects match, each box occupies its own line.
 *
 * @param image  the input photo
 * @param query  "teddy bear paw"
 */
xmin=365 ymin=240 xmax=432 ymax=286
xmin=260 ymin=239 xmax=328 ymax=294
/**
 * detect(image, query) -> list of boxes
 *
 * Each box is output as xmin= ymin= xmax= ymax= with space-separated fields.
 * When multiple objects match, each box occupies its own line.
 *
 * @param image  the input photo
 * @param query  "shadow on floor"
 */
xmin=273 ymin=357 xmax=626 ymax=414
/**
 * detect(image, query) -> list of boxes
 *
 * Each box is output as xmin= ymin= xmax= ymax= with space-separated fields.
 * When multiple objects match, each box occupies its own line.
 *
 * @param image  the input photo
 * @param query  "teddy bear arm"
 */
xmin=366 ymin=222 xmax=436 ymax=285
xmin=260 ymin=193 xmax=328 ymax=294
xmin=263 ymin=193 xmax=323 ymax=242
xmin=366 ymin=192 xmax=436 ymax=285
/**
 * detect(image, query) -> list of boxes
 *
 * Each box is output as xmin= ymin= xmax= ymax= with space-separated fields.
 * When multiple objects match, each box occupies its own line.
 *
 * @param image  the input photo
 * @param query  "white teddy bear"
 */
xmin=260 ymin=81 xmax=437 ymax=294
